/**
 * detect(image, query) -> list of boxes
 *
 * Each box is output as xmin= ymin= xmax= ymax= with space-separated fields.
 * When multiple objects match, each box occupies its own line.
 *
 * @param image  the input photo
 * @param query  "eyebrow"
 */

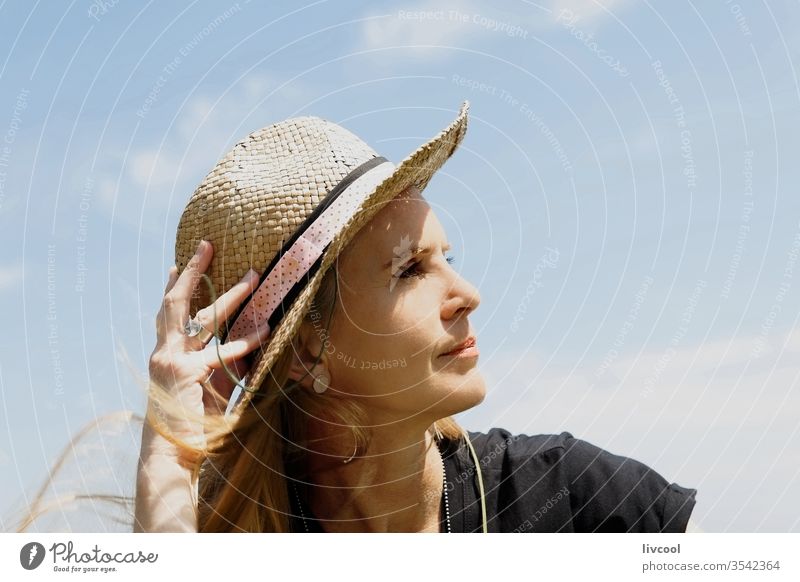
xmin=383 ymin=241 xmax=452 ymax=269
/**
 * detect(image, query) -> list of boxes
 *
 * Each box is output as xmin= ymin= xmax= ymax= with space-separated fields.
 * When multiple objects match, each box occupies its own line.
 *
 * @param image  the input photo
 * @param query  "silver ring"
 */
xmin=184 ymin=316 xmax=214 ymax=344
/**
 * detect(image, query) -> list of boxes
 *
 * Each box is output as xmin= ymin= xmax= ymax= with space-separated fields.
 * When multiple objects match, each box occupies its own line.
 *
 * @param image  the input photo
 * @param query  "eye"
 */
xmin=398 ymin=255 xmax=456 ymax=279
xmin=398 ymin=260 xmax=423 ymax=279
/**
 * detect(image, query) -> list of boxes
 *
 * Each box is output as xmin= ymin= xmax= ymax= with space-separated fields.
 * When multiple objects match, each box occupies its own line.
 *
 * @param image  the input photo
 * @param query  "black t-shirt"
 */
xmin=289 ymin=427 xmax=698 ymax=533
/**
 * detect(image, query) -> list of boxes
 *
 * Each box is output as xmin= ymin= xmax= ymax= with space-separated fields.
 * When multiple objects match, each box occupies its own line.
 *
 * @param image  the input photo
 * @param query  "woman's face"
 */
xmin=313 ymin=186 xmax=485 ymax=426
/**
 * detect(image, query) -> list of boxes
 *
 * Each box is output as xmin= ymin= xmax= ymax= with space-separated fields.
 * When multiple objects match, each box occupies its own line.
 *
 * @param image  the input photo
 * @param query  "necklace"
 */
xmin=441 ymin=443 xmax=452 ymax=533
xmin=291 ymin=443 xmax=452 ymax=533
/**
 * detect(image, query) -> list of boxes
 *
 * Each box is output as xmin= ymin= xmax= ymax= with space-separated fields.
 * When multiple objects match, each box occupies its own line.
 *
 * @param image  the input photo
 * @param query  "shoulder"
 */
xmin=465 ymin=427 xmax=698 ymax=532
xmin=465 ymin=427 xmax=573 ymax=468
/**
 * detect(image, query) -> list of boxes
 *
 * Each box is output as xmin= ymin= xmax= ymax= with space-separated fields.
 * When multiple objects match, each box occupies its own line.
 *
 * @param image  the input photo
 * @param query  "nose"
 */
xmin=441 ymin=269 xmax=481 ymax=320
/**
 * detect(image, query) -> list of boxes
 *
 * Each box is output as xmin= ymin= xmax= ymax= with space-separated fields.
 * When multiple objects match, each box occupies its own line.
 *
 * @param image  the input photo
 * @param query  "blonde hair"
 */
xmin=13 ymin=263 xmax=466 ymax=533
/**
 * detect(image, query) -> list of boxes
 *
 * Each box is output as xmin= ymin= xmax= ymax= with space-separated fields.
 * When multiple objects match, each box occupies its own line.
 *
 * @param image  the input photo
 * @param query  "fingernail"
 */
xmin=242 ymin=268 xmax=258 ymax=281
xmin=196 ymin=240 xmax=208 ymax=253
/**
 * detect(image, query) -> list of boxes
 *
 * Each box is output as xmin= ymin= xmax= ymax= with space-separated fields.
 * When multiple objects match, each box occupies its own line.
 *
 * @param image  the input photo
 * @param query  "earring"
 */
xmin=312 ymin=373 xmax=330 ymax=394
xmin=342 ymin=429 xmax=358 ymax=464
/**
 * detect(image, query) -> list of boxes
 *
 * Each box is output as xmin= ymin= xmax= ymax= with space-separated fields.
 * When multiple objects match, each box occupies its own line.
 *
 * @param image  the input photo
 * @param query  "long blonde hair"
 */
xmin=13 ymin=263 xmax=466 ymax=533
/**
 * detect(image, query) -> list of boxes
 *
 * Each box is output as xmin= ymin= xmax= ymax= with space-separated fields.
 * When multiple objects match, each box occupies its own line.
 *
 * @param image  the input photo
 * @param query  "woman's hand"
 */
xmin=147 ymin=239 xmax=270 ymax=436
xmin=135 ymin=240 xmax=269 ymax=532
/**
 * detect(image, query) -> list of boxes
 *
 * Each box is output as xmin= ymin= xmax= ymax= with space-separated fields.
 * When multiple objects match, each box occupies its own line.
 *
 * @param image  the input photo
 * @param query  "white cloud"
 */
xmin=128 ymin=97 xmax=215 ymax=192
xmin=239 ymin=71 xmax=312 ymax=105
xmin=176 ymin=96 xmax=214 ymax=142
xmin=550 ymin=0 xmax=633 ymax=23
xmin=88 ymin=73 xmax=317 ymax=238
xmin=0 ymin=263 xmax=23 ymax=292
xmin=128 ymin=73 xmax=318 ymax=194
xmin=361 ymin=1 xmax=484 ymax=55
xmin=358 ymin=0 xmax=636 ymax=55
xmin=129 ymin=150 xmax=167 ymax=190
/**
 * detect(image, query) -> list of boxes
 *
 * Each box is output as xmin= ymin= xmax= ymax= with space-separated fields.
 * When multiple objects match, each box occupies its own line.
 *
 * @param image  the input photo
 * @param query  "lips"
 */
xmin=440 ymin=336 xmax=477 ymax=356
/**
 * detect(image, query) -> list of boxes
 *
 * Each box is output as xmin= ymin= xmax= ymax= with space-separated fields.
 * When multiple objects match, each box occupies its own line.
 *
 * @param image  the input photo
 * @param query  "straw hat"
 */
xmin=174 ymin=100 xmax=470 ymax=411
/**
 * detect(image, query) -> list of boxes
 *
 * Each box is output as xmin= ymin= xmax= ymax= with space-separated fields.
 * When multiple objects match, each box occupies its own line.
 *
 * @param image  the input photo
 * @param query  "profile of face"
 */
xmin=290 ymin=186 xmax=486 ymax=428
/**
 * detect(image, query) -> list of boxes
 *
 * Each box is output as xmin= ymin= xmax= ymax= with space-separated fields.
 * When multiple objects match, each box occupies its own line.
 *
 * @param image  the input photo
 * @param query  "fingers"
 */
xmin=155 ymin=266 xmax=180 ymax=339
xmin=201 ymin=322 xmax=271 ymax=370
xmin=202 ymin=357 xmax=251 ymax=415
xmin=162 ymin=240 xmax=212 ymax=334
xmin=194 ymin=268 xmax=259 ymax=332
xmin=164 ymin=265 xmax=179 ymax=294
xmin=210 ymin=356 xmax=252 ymax=394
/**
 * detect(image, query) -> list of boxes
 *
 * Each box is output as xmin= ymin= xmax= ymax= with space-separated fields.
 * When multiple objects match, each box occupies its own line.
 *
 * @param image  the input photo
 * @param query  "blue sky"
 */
xmin=1 ymin=0 xmax=799 ymax=532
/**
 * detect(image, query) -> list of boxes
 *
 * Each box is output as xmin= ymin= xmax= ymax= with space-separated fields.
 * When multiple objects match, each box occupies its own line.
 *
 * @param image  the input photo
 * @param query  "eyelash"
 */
xmin=398 ymin=255 xmax=456 ymax=279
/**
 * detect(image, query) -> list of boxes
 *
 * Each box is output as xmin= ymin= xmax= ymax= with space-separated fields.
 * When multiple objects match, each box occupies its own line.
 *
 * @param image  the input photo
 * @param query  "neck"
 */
xmin=302 ymin=423 xmax=444 ymax=533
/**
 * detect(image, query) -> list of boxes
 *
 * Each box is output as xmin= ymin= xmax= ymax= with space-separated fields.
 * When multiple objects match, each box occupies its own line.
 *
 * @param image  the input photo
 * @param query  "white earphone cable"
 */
xmin=464 ymin=433 xmax=488 ymax=533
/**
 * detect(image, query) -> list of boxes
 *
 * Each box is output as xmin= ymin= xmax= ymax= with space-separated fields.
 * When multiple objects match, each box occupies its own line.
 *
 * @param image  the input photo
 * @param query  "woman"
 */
xmin=136 ymin=101 xmax=699 ymax=533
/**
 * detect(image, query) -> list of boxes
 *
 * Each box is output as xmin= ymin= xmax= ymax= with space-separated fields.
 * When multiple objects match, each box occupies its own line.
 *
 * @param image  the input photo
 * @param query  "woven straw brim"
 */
xmin=181 ymin=101 xmax=469 ymax=414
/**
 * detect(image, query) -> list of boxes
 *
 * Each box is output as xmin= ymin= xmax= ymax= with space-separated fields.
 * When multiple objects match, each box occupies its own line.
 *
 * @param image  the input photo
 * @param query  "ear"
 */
xmin=287 ymin=326 xmax=331 ymax=392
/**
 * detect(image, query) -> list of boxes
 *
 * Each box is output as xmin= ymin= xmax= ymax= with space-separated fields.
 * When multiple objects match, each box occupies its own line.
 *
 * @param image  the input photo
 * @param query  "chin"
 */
xmin=439 ymin=371 xmax=487 ymax=416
